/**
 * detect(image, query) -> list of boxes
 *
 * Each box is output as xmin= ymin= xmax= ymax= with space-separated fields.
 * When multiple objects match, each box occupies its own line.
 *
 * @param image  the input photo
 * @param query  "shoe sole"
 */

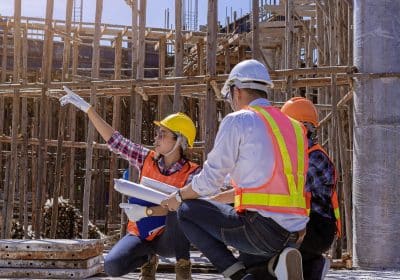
xmin=275 ymin=248 xmax=303 ymax=280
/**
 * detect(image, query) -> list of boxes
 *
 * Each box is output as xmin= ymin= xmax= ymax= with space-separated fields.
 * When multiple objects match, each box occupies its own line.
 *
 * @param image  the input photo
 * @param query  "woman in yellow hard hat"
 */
xmin=59 ymin=87 xmax=200 ymax=279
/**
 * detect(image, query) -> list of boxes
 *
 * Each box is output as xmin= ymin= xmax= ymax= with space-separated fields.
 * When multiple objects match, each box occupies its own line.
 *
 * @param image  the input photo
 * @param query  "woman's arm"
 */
xmin=87 ymin=107 xmax=114 ymax=142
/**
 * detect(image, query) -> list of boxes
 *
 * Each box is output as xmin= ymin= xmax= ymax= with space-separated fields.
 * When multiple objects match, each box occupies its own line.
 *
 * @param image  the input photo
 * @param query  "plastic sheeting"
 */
xmin=353 ymin=0 xmax=400 ymax=269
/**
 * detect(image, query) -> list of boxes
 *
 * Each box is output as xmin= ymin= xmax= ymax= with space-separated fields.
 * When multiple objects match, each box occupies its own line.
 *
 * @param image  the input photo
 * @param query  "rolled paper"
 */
xmin=114 ymin=178 xmax=168 ymax=205
xmin=141 ymin=176 xmax=178 ymax=194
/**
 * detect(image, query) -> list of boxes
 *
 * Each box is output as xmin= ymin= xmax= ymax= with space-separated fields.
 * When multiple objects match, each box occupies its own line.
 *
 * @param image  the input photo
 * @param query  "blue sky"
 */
xmin=1 ymin=0 xmax=252 ymax=29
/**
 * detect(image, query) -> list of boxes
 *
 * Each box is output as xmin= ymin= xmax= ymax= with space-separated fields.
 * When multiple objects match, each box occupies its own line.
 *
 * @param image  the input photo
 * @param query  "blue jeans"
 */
xmin=104 ymin=212 xmax=190 ymax=277
xmin=177 ymin=199 xmax=294 ymax=275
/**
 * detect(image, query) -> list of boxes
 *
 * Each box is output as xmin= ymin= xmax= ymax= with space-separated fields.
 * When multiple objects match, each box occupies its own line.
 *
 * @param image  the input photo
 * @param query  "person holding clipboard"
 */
xmin=59 ymin=87 xmax=200 ymax=280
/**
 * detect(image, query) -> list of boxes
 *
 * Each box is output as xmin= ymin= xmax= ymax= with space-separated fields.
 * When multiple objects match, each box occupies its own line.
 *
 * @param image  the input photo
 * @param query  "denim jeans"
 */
xmin=300 ymin=212 xmax=336 ymax=279
xmin=104 ymin=211 xmax=191 ymax=277
xmin=177 ymin=199 xmax=294 ymax=274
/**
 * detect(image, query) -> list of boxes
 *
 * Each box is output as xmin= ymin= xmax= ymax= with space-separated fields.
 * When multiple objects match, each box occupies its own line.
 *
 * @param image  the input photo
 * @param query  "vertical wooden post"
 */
xmin=107 ymin=33 xmax=122 ymax=233
xmin=205 ymin=0 xmax=217 ymax=155
xmin=0 ymin=25 xmax=7 ymax=232
xmin=173 ymin=0 xmax=183 ymax=112
xmin=4 ymin=0 xmax=22 ymax=239
xmin=197 ymin=39 xmax=205 ymax=142
xmin=134 ymin=0 xmax=146 ymax=143
xmin=35 ymin=0 xmax=54 ymax=239
xmin=82 ymin=0 xmax=103 ymax=239
xmin=122 ymin=0 xmax=139 ymax=238
xmin=252 ymin=0 xmax=261 ymax=60
xmin=69 ymin=31 xmax=79 ymax=202
xmin=284 ymin=0 xmax=293 ymax=97
xmin=157 ymin=36 xmax=171 ymax=119
xmin=20 ymin=25 xmax=29 ymax=239
xmin=50 ymin=0 xmax=73 ymax=238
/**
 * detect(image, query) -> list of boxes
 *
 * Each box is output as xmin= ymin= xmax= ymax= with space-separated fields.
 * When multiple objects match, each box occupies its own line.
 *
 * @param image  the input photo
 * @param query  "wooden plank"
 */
xmin=0 ymin=263 xmax=102 ymax=279
xmin=0 ymin=239 xmax=104 ymax=252
xmin=0 ymin=255 xmax=102 ymax=269
xmin=0 ymin=246 xmax=103 ymax=260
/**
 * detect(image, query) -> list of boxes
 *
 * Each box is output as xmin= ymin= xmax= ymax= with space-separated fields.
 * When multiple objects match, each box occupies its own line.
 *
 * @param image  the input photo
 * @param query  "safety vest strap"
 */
xmin=235 ymin=192 xmax=307 ymax=209
xmin=251 ymin=106 xmax=306 ymax=204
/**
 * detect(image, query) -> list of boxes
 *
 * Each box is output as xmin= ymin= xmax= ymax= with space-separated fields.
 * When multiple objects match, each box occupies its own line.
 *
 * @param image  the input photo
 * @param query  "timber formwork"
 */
xmin=0 ymin=0 xmax=354 ymax=264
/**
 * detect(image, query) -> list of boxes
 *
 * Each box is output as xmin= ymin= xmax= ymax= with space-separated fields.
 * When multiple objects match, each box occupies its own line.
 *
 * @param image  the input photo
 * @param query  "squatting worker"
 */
xmin=58 ymin=88 xmax=200 ymax=280
xmin=161 ymin=59 xmax=310 ymax=280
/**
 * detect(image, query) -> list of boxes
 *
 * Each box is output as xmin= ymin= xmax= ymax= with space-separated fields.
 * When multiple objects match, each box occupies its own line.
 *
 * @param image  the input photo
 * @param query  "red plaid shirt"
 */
xmin=107 ymin=131 xmax=201 ymax=184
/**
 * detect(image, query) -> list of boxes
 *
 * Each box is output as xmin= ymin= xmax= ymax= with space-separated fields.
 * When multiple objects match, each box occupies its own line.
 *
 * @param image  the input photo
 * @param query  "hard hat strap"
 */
xmin=163 ymin=135 xmax=183 ymax=157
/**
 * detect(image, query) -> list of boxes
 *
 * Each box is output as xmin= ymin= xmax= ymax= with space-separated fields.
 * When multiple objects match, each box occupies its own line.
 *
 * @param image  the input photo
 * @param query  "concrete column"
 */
xmin=353 ymin=0 xmax=400 ymax=269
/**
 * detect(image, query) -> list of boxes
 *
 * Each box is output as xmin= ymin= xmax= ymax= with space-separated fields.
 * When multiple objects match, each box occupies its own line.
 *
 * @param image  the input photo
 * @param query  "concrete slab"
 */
xmin=87 ymin=269 xmax=400 ymax=280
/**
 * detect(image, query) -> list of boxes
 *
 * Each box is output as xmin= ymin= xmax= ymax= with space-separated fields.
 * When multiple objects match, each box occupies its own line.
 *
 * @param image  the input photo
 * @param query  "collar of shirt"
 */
xmin=248 ymin=98 xmax=271 ymax=107
xmin=157 ymin=156 xmax=187 ymax=175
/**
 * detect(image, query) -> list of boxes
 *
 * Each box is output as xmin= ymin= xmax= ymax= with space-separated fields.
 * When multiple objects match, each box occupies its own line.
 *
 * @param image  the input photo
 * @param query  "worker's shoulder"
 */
xmin=224 ymin=108 xmax=265 ymax=127
xmin=225 ymin=107 xmax=259 ymax=120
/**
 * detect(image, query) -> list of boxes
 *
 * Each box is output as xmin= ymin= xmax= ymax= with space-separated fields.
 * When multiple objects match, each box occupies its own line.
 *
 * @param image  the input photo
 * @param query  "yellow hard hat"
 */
xmin=281 ymin=97 xmax=319 ymax=127
xmin=154 ymin=112 xmax=196 ymax=147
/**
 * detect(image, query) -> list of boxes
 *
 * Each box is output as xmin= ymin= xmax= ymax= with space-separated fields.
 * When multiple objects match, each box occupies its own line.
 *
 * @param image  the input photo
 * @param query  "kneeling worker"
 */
xmin=59 ymin=88 xmax=200 ymax=280
xmin=161 ymin=59 xmax=310 ymax=280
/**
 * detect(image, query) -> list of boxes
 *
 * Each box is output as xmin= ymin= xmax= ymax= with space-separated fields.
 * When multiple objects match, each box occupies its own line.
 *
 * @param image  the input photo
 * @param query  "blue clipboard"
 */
xmin=123 ymin=170 xmax=166 ymax=240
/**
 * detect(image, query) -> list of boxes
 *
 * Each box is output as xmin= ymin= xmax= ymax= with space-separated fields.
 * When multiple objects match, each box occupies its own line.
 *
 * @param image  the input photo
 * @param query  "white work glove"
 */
xmin=119 ymin=203 xmax=147 ymax=222
xmin=60 ymin=86 xmax=91 ymax=113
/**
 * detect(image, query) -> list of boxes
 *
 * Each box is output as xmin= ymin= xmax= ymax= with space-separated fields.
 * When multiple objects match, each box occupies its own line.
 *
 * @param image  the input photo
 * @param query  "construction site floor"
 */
xmin=87 ymin=252 xmax=400 ymax=280
xmin=89 ymin=270 xmax=400 ymax=279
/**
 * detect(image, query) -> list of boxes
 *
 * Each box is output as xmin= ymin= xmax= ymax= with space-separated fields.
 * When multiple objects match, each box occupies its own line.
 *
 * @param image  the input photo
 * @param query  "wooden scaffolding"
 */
xmin=0 ymin=0 xmax=354 ymax=261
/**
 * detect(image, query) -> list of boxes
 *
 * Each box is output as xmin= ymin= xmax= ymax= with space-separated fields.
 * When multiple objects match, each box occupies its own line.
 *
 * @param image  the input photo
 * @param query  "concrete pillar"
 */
xmin=353 ymin=0 xmax=400 ymax=269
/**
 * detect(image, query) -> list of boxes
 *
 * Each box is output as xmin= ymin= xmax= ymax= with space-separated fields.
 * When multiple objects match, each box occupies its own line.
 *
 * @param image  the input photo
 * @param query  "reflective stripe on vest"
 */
xmin=308 ymin=144 xmax=341 ymax=237
xmin=127 ymin=150 xmax=199 ymax=240
xmin=233 ymin=106 xmax=309 ymax=216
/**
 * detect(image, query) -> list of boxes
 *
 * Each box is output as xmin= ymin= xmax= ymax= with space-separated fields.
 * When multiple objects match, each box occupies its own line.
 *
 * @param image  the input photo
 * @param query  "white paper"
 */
xmin=140 ymin=176 xmax=178 ymax=194
xmin=114 ymin=178 xmax=168 ymax=205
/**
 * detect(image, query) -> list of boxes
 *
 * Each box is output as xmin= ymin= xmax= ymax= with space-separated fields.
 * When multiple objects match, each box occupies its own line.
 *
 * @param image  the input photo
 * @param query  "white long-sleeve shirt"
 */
xmin=191 ymin=98 xmax=309 ymax=231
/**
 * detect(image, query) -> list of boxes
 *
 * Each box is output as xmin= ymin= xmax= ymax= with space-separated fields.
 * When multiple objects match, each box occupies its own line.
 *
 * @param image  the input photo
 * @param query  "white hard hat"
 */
xmin=221 ymin=59 xmax=274 ymax=100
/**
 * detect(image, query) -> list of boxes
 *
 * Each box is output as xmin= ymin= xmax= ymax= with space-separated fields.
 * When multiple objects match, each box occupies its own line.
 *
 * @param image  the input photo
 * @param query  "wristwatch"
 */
xmin=175 ymin=190 xmax=183 ymax=203
xmin=146 ymin=207 xmax=153 ymax=217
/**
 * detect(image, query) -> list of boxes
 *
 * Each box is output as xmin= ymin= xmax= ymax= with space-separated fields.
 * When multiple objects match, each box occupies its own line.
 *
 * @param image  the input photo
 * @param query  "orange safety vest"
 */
xmin=308 ymin=144 xmax=341 ymax=237
xmin=127 ymin=150 xmax=199 ymax=240
xmin=233 ymin=105 xmax=310 ymax=216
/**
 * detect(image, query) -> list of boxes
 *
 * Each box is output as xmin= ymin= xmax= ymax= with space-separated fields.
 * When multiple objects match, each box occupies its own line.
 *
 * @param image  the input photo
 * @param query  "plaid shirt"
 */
xmin=107 ymin=131 xmax=201 ymax=184
xmin=306 ymin=139 xmax=336 ymax=219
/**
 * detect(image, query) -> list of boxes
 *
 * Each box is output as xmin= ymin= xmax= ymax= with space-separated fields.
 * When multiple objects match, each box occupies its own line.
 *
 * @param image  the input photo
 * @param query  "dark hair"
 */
xmin=242 ymin=88 xmax=269 ymax=99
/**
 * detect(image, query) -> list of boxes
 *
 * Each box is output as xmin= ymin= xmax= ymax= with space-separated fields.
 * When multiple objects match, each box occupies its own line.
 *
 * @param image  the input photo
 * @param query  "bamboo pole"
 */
xmin=82 ymin=0 xmax=103 ymax=239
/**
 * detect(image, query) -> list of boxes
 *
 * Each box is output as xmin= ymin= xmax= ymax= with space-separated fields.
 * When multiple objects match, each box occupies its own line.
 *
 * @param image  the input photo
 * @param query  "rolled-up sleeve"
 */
xmin=191 ymin=114 xmax=241 ymax=196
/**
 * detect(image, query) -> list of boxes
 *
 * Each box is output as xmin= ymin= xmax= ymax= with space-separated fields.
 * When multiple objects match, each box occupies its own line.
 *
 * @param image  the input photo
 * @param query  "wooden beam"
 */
xmin=82 ymin=0 xmax=103 ymax=239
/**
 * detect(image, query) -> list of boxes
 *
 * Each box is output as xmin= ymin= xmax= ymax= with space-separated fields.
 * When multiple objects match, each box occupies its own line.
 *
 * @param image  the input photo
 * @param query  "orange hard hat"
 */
xmin=281 ymin=97 xmax=319 ymax=126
